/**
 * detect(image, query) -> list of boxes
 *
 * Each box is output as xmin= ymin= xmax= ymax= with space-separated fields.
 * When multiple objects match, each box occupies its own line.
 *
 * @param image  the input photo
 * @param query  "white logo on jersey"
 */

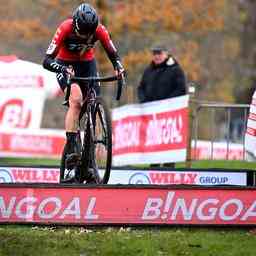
xmin=75 ymin=19 xmax=80 ymax=31
xmin=109 ymin=40 xmax=117 ymax=52
xmin=46 ymin=42 xmax=57 ymax=55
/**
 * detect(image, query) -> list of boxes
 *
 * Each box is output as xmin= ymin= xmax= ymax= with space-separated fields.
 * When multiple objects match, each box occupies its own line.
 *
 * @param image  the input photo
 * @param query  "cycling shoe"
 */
xmin=65 ymin=153 xmax=81 ymax=170
xmin=61 ymin=169 xmax=76 ymax=183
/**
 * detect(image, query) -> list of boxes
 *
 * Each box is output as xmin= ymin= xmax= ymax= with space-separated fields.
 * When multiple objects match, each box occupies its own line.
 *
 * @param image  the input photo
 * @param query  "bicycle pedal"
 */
xmin=85 ymin=168 xmax=101 ymax=184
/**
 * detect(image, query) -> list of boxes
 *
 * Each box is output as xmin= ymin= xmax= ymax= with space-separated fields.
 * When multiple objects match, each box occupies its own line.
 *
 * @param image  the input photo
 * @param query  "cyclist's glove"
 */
xmin=60 ymin=65 xmax=68 ymax=74
xmin=58 ymin=65 xmax=68 ymax=83
xmin=114 ymin=60 xmax=125 ymax=77
xmin=61 ymin=65 xmax=74 ymax=85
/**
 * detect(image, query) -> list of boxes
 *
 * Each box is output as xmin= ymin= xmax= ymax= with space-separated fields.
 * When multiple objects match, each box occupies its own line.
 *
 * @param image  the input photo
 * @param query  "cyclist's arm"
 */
xmin=42 ymin=21 xmax=69 ymax=73
xmin=43 ymin=55 xmax=66 ymax=73
xmin=96 ymin=25 xmax=124 ymax=71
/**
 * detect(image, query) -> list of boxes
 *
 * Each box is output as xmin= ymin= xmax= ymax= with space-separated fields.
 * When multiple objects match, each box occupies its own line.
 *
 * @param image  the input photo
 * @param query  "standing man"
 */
xmin=137 ymin=45 xmax=187 ymax=168
xmin=43 ymin=3 xmax=125 ymax=182
xmin=138 ymin=45 xmax=186 ymax=103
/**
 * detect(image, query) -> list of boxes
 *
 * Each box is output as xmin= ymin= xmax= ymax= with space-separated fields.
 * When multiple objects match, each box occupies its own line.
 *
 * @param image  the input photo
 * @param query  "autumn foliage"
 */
xmin=0 ymin=0 xmax=245 ymax=105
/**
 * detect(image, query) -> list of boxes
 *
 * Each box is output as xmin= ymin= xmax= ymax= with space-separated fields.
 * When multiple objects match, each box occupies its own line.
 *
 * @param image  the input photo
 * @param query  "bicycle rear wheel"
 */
xmin=92 ymin=97 xmax=112 ymax=184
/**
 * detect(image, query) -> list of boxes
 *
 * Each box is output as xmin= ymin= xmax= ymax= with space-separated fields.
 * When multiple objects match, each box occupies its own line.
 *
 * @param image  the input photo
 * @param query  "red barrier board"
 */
xmin=113 ymin=108 xmax=188 ymax=155
xmin=0 ymin=129 xmax=65 ymax=158
xmin=0 ymin=186 xmax=256 ymax=225
xmin=112 ymin=96 xmax=189 ymax=165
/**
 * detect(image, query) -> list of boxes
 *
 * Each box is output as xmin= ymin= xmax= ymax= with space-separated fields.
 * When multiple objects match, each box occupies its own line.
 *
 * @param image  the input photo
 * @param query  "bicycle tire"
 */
xmin=79 ymin=116 xmax=91 ymax=183
xmin=59 ymin=144 xmax=68 ymax=182
xmin=92 ymin=97 xmax=112 ymax=184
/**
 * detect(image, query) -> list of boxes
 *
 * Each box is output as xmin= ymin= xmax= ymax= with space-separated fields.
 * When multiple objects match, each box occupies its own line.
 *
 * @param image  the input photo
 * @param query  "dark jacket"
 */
xmin=137 ymin=57 xmax=187 ymax=103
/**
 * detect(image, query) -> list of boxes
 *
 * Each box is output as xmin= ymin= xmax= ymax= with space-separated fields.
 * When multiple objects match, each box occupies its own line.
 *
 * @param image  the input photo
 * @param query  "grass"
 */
xmin=1 ymin=157 xmax=256 ymax=170
xmin=0 ymin=157 xmax=60 ymax=166
xmin=0 ymin=226 xmax=256 ymax=256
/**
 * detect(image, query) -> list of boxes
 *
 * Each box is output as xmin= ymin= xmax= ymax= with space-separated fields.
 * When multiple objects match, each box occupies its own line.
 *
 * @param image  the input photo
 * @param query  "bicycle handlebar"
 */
xmin=68 ymin=74 xmax=125 ymax=101
xmin=69 ymin=75 xmax=118 ymax=83
xmin=116 ymin=74 xmax=125 ymax=101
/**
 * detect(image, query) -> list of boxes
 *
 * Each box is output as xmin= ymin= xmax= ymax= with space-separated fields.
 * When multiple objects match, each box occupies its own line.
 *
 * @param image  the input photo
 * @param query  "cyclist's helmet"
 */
xmin=73 ymin=3 xmax=99 ymax=36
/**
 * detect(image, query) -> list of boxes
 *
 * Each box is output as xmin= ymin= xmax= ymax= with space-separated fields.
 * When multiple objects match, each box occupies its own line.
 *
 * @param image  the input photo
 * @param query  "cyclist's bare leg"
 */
xmin=65 ymin=83 xmax=83 ymax=171
xmin=65 ymin=83 xmax=83 ymax=131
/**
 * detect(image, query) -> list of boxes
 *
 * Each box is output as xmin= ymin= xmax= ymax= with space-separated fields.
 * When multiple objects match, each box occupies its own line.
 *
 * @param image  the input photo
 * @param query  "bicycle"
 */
xmin=60 ymin=74 xmax=124 ymax=184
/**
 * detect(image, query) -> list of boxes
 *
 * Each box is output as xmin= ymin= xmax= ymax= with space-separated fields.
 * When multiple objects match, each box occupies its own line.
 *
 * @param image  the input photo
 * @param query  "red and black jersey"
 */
xmin=46 ymin=18 xmax=118 ymax=62
xmin=43 ymin=18 xmax=122 ymax=75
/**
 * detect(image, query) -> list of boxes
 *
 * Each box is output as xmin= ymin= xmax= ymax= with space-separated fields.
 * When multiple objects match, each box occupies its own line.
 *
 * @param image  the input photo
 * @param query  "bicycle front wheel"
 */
xmin=93 ymin=97 xmax=112 ymax=184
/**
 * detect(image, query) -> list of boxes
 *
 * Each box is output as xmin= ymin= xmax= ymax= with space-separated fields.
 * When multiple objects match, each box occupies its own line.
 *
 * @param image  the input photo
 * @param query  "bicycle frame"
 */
xmin=60 ymin=74 xmax=123 ymax=184
xmin=82 ymin=85 xmax=97 ymax=155
xmin=77 ymin=82 xmax=99 ymax=181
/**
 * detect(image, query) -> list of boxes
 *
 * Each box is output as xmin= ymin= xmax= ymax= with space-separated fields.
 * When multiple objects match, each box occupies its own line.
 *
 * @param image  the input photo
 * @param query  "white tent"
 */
xmin=0 ymin=55 xmax=60 ymax=97
xmin=0 ymin=55 xmax=61 ymax=128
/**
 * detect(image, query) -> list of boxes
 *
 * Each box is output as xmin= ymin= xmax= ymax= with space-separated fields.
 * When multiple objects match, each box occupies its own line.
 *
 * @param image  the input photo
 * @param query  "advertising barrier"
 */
xmin=111 ymin=169 xmax=248 ymax=186
xmin=0 ymin=166 xmax=250 ymax=186
xmin=0 ymin=130 xmax=244 ymax=161
xmin=0 ymin=185 xmax=256 ymax=225
xmin=0 ymin=167 xmax=59 ymax=183
xmin=0 ymin=128 xmax=65 ymax=158
xmin=191 ymin=140 xmax=244 ymax=160
xmin=112 ymin=95 xmax=189 ymax=165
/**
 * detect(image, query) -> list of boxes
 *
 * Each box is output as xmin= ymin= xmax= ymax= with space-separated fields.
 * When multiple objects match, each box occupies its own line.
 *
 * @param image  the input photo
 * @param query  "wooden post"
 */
xmin=186 ymin=86 xmax=196 ymax=168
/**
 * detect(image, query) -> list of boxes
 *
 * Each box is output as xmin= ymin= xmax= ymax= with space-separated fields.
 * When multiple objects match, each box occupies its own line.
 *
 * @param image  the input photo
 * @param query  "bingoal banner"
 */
xmin=0 ymin=186 xmax=256 ymax=225
xmin=112 ymin=95 xmax=189 ymax=165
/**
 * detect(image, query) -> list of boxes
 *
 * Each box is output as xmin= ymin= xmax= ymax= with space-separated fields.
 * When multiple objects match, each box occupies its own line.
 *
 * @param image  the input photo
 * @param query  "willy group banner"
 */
xmin=112 ymin=95 xmax=189 ymax=166
xmin=0 ymin=167 xmax=247 ymax=186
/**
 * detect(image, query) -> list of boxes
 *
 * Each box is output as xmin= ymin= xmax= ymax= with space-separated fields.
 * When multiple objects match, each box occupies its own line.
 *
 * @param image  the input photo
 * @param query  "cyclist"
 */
xmin=42 ymin=3 xmax=125 ymax=183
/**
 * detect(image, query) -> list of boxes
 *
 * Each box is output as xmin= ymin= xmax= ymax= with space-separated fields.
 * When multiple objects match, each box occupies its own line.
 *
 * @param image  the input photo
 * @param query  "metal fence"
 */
xmin=190 ymin=101 xmax=250 ymax=161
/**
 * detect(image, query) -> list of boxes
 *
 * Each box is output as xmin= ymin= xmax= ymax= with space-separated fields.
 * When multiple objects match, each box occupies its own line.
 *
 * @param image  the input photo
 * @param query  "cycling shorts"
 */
xmin=56 ymin=58 xmax=100 ymax=98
